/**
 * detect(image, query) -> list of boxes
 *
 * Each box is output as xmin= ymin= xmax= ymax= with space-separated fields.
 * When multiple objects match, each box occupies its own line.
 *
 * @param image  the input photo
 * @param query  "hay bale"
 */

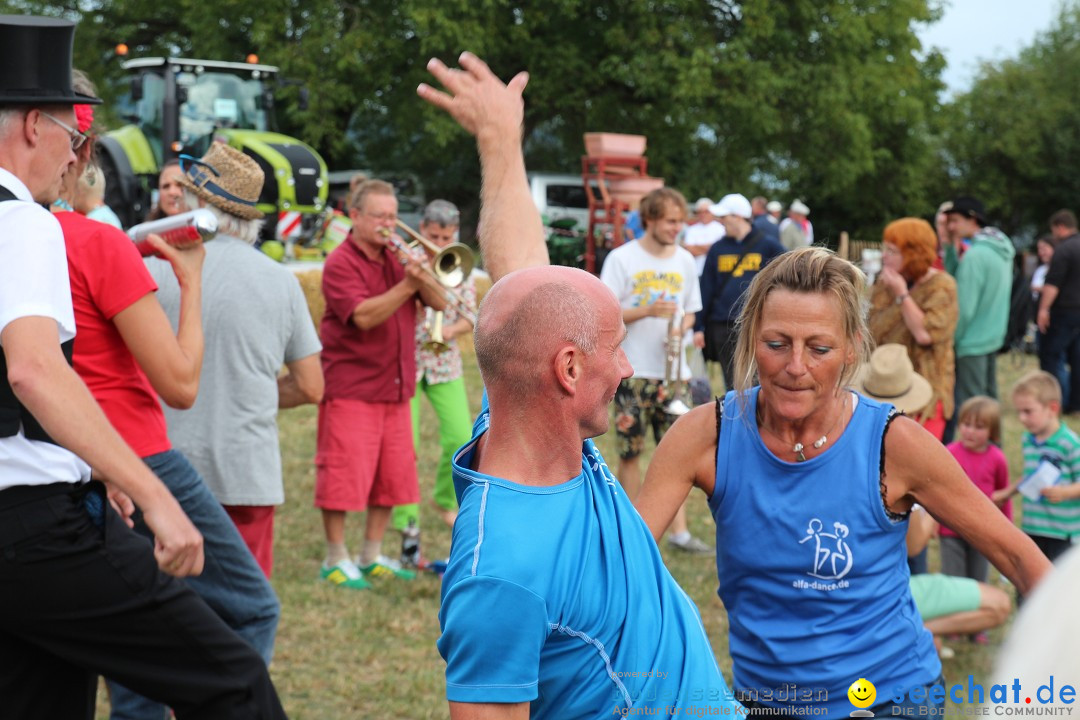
xmin=294 ymin=269 xmax=325 ymax=337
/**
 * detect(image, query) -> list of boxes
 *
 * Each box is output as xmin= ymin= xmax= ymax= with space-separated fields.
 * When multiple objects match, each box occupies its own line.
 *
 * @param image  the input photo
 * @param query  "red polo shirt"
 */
xmin=320 ymin=238 xmax=417 ymax=403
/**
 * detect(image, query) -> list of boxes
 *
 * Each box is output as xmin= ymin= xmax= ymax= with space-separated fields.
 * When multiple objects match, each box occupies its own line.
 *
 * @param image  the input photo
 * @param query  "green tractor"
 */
xmin=100 ymin=56 xmax=329 ymax=244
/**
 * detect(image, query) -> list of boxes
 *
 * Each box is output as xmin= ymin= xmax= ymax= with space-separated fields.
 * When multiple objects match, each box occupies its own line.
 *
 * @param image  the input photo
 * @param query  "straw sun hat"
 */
xmin=853 ymin=344 xmax=933 ymax=414
xmin=178 ymin=142 xmax=264 ymax=220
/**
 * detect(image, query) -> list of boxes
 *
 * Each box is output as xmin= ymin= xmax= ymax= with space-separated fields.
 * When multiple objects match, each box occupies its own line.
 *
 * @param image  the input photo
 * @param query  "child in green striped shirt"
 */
xmin=993 ymin=371 xmax=1080 ymax=562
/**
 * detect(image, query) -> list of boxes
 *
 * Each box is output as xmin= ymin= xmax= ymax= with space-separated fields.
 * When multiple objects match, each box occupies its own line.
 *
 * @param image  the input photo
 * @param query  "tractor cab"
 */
xmin=101 ymin=56 xmax=328 ymax=240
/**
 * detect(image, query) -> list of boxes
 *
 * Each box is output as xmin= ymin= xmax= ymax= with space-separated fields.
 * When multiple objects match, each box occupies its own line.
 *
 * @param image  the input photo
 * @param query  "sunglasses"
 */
xmin=40 ymin=111 xmax=88 ymax=151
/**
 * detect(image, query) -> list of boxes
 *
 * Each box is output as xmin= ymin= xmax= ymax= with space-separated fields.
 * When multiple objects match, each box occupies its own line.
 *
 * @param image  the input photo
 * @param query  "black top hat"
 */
xmin=945 ymin=195 xmax=987 ymax=226
xmin=0 ymin=15 xmax=101 ymax=106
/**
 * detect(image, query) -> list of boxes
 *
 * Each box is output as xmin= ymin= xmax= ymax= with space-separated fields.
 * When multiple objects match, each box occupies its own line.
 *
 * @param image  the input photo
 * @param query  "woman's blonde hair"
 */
xmin=732 ymin=246 xmax=873 ymax=405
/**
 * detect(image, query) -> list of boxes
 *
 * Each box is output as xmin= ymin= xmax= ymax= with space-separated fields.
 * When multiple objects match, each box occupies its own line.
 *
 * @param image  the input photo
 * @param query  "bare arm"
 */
xmin=418 ymin=53 xmax=547 ymax=283
xmin=636 ymin=403 xmax=717 ymax=541
xmin=113 ymin=293 xmax=202 ymax=408
xmin=449 ymin=702 xmax=529 ymax=720
xmin=1037 ymin=284 xmax=1059 ymax=333
xmin=278 ymin=353 xmax=324 ymax=408
xmin=114 ymin=236 xmax=205 ymax=408
xmin=3 ymin=316 xmax=203 ymax=576
xmin=878 ymin=269 xmax=931 ymax=345
xmin=351 ymin=280 xmax=422 ymax=331
xmin=905 ymin=506 xmax=939 ymax=557
xmin=882 ymin=416 xmax=1051 ymax=595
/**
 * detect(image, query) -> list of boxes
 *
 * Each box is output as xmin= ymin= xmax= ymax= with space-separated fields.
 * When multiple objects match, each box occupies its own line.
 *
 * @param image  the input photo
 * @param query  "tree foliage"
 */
xmin=5 ymin=0 xmax=949 ymax=241
xmin=941 ymin=1 xmax=1080 ymax=241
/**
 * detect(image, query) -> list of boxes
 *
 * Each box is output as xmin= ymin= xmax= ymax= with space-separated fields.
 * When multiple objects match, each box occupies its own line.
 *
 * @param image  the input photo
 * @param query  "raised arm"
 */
xmin=418 ymin=52 xmax=547 ymax=283
xmin=114 ymin=235 xmax=205 ymax=409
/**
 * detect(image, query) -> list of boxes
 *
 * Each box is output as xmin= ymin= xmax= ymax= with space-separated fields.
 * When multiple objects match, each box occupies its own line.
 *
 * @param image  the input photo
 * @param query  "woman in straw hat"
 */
xmin=868 ymin=217 xmax=958 ymax=441
xmin=636 ymin=247 xmax=1049 ymax=718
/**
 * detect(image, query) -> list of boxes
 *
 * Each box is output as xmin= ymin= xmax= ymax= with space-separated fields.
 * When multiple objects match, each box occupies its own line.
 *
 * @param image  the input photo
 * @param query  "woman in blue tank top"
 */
xmin=636 ymin=247 xmax=1051 ymax=719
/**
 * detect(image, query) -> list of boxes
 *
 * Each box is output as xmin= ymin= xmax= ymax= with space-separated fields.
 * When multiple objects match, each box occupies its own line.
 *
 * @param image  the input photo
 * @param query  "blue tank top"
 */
xmin=710 ymin=388 xmax=940 ymax=717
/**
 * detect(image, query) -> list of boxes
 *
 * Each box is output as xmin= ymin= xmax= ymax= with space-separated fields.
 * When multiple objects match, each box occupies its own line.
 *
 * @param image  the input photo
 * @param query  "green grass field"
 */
xmin=96 ymin=349 xmax=1065 ymax=719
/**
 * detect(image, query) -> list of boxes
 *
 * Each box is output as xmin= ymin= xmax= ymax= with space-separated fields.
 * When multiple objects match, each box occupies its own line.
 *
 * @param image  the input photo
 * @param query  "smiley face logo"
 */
xmin=848 ymin=678 xmax=876 ymax=709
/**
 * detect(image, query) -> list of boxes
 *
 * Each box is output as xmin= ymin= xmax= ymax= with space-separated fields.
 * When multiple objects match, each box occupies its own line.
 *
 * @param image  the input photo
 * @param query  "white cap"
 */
xmin=709 ymin=193 xmax=752 ymax=219
xmin=766 ymin=200 xmax=782 ymax=213
xmin=789 ymin=199 xmax=811 ymax=216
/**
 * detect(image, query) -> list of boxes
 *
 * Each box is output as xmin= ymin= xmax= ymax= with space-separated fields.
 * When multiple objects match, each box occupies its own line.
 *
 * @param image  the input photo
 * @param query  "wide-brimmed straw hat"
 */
xmin=178 ymin=142 xmax=264 ymax=220
xmin=854 ymin=344 xmax=933 ymax=414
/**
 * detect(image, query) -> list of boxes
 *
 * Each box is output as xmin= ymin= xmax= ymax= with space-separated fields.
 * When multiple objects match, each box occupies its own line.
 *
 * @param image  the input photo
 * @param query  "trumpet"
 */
xmin=662 ymin=306 xmax=691 ymax=416
xmin=392 ymin=219 xmax=474 ymax=288
xmin=380 ymin=228 xmax=478 ymax=325
xmin=423 ymin=310 xmax=450 ymax=355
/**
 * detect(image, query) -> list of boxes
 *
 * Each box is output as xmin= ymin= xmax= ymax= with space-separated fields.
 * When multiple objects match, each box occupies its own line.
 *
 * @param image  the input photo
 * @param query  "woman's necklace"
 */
xmin=759 ymin=394 xmax=849 ymax=462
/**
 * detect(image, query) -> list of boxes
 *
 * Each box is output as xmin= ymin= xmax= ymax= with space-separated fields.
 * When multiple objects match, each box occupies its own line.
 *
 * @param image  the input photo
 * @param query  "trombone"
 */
xmin=379 ymin=227 xmax=477 ymax=325
xmin=393 ymin=219 xmax=474 ymax=288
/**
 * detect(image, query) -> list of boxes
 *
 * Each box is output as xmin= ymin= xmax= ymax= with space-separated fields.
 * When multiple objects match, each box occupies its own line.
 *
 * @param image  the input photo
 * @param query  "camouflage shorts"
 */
xmin=613 ymin=378 xmax=691 ymax=460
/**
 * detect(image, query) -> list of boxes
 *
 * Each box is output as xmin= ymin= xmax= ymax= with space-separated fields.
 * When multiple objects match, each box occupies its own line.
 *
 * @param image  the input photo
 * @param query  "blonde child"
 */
xmin=993 ymin=371 xmax=1080 ymax=563
xmin=942 ymin=397 xmax=1012 ymax=587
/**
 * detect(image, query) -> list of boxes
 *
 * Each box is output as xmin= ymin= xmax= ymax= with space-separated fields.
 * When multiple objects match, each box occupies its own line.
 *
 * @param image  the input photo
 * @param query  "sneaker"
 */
xmin=359 ymin=554 xmax=417 ymax=581
xmin=320 ymin=559 xmax=371 ymax=590
xmin=667 ymin=534 xmax=714 ymax=555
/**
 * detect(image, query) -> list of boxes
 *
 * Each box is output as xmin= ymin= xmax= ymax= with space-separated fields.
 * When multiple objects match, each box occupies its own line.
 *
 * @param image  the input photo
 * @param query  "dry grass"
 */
xmin=95 ymin=348 xmax=1061 ymax=719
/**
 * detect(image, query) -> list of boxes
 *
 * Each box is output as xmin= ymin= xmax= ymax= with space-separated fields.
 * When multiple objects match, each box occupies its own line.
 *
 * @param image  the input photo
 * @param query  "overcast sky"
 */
xmin=918 ymin=0 xmax=1064 ymax=95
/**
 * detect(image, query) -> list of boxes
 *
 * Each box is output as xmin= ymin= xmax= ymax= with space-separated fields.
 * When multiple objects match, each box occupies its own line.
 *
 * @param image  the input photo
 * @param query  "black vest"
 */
xmin=0 ymin=184 xmax=68 ymax=445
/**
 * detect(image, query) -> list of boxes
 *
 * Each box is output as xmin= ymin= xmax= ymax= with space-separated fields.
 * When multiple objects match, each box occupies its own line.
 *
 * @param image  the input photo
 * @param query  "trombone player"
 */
xmin=599 ymin=187 xmax=712 ymax=554
xmin=391 ymin=200 xmax=477 ymax=566
xmin=315 ymin=179 xmax=446 ymax=590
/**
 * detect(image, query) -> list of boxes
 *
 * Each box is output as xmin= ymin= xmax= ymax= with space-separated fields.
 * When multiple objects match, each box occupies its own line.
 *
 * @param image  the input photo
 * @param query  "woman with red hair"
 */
xmin=869 ymin=218 xmax=958 ymax=440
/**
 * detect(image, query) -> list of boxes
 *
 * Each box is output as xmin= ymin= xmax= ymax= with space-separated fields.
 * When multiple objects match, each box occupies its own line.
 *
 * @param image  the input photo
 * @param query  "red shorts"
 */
xmin=315 ymin=397 xmax=420 ymax=512
xmin=224 ymin=505 xmax=275 ymax=578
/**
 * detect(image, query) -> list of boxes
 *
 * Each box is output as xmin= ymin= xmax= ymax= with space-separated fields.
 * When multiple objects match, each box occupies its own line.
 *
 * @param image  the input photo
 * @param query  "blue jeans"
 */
xmin=108 ymin=450 xmax=280 ymax=720
xmin=1039 ymin=308 xmax=1080 ymax=411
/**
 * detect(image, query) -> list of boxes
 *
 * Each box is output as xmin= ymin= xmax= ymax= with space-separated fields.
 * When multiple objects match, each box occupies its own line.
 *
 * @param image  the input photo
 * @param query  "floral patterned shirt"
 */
xmin=415 ymin=276 xmax=477 ymax=385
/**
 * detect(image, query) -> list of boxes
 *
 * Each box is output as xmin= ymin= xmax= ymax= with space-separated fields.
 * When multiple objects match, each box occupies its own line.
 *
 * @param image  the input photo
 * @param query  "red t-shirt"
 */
xmin=942 ymin=441 xmax=1012 ymax=537
xmin=320 ymin=238 xmax=417 ymax=403
xmin=60 ymin=212 xmax=171 ymax=457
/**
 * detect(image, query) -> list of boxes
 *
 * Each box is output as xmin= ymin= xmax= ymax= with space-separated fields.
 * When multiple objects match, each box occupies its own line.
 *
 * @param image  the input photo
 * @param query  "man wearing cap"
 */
xmin=780 ymin=199 xmax=813 ymax=250
xmin=944 ymin=196 xmax=1015 ymax=423
xmin=766 ymin=199 xmax=783 ymax=224
xmin=695 ymin=193 xmax=785 ymax=391
xmin=600 ymin=186 xmax=709 ymax=553
xmin=751 ymin=195 xmax=781 ymax=244
xmin=0 ymin=16 xmax=285 ymax=719
xmin=680 ymin=197 xmax=724 ymax=276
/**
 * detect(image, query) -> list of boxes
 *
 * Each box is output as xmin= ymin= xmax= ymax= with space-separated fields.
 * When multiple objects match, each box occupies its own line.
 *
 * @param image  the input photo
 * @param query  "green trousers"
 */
xmin=391 ymin=376 xmax=471 ymax=531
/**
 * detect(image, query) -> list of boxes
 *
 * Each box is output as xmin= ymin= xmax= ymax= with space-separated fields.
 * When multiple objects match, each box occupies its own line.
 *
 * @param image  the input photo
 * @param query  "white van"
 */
xmin=528 ymin=173 xmax=591 ymax=229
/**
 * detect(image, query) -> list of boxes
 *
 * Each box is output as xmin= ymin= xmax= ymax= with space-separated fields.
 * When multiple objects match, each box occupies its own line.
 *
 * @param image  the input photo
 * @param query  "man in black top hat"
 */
xmin=0 ymin=15 xmax=286 ymax=719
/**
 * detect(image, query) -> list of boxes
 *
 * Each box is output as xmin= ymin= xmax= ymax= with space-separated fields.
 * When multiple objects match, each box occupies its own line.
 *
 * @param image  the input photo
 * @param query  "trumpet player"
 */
xmin=599 ymin=187 xmax=711 ymax=555
xmin=390 ymin=200 xmax=477 ymax=566
xmin=315 ymin=179 xmax=447 ymax=590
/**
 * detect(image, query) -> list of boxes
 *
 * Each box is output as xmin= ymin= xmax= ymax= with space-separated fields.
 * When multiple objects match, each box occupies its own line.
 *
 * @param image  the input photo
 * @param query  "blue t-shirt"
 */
xmin=711 ymin=389 xmax=940 ymax=717
xmin=439 ymin=403 xmax=739 ymax=718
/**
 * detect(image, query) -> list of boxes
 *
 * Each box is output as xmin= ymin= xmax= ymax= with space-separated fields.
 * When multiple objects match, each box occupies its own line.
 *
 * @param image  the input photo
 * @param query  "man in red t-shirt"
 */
xmin=316 ymin=178 xmax=447 ymax=589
